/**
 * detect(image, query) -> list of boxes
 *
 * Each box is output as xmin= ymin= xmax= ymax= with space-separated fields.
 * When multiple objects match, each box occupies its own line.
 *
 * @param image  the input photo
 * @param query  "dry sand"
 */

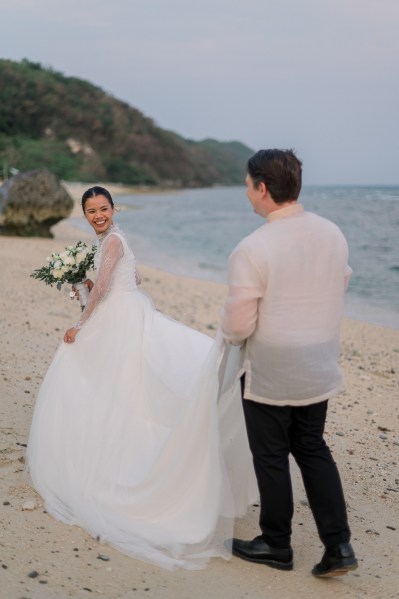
xmin=0 ymin=192 xmax=398 ymax=599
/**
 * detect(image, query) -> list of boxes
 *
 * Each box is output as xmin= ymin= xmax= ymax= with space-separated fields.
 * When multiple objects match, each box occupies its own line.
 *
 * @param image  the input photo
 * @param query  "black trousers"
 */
xmin=241 ymin=378 xmax=351 ymax=549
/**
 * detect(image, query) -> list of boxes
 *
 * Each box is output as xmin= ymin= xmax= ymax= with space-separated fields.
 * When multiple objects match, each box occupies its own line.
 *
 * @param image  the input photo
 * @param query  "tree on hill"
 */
xmin=0 ymin=58 xmax=253 ymax=186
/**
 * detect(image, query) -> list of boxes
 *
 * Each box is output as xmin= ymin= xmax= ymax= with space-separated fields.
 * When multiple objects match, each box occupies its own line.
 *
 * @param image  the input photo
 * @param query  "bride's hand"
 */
xmin=64 ymin=327 xmax=79 ymax=344
xmin=71 ymin=279 xmax=94 ymax=300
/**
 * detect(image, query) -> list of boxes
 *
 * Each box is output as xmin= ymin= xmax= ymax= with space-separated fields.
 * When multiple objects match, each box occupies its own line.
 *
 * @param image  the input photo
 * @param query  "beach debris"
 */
xmin=97 ymin=554 xmax=110 ymax=561
xmin=0 ymin=168 xmax=73 ymax=237
xmin=22 ymin=500 xmax=36 ymax=511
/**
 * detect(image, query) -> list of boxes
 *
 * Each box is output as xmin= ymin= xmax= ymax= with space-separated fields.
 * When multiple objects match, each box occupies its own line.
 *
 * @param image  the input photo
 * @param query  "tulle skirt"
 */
xmin=27 ymin=288 xmax=257 ymax=569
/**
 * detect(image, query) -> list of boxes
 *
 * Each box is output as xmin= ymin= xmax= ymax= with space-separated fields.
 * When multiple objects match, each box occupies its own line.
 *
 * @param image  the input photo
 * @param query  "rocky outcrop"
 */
xmin=0 ymin=169 xmax=74 ymax=237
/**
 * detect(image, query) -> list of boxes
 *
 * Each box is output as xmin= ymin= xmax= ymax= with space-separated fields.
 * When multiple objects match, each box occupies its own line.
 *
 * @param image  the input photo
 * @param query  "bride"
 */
xmin=27 ymin=186 xmax=257 ymax=570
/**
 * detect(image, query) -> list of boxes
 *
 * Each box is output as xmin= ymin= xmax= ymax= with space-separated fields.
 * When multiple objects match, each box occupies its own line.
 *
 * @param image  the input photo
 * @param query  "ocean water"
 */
xmin=70 ymin=185 xmax=399 ymax=329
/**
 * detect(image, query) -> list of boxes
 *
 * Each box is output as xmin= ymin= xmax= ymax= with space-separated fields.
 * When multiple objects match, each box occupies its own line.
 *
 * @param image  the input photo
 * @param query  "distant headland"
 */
xmin=0 ymin=58 xmax=253 ymax=188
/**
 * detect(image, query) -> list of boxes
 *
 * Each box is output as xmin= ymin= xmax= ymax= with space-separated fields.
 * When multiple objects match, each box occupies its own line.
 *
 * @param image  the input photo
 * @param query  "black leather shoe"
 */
xmin=232 ymin=536 xmax=293 ymax=571
xmin=312 ymin=543 xmax=358 ymax=577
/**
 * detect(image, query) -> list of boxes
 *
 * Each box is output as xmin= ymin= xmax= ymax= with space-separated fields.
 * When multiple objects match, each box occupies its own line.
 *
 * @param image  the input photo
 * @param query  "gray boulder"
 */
xmin=0 ymin=168 xmax=74 ymax=237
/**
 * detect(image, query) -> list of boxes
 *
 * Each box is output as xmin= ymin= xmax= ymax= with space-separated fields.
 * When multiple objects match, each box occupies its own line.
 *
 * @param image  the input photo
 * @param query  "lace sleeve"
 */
xmin=75 ymin=234 xmax=124 ymax=329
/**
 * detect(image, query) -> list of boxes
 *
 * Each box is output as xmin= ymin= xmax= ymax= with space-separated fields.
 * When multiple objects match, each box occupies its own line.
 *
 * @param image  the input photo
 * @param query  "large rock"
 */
xmin=0 ymin=169 xmax=74 ymax=237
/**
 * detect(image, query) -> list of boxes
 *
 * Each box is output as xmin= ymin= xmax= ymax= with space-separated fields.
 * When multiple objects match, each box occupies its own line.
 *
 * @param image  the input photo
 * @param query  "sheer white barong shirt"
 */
xmin=221 ymin=204 xmax=352 ymax=406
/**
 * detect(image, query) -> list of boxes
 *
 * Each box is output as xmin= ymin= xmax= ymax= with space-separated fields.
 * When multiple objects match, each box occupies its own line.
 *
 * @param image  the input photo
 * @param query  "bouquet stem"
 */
xmin=74 ymin=281 xmax=90 ymax=310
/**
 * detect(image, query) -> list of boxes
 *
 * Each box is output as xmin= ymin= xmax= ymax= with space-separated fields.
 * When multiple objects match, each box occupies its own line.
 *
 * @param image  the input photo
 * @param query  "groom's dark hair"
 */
xmin=247 ymin=149 xmax=302 ymax=204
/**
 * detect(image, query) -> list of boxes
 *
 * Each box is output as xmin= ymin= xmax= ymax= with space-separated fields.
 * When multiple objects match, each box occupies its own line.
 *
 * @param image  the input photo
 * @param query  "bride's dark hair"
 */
xmin=81 ymin=186 xmax=114 ymax=213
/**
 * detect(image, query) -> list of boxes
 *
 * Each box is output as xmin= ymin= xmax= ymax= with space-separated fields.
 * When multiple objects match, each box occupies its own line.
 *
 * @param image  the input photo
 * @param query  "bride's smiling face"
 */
xmin=84 ymin=195 xmax=114 ymax=235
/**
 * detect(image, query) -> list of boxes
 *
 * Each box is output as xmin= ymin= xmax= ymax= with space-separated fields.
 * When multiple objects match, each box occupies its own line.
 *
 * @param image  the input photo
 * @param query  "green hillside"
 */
xmin=0 ymin=59 xmax=253 ymax=187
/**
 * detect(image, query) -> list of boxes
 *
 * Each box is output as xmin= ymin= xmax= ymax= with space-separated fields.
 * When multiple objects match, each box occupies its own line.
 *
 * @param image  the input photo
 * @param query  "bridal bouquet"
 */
xmin=31 ymin=241 xmax=96 ymax=308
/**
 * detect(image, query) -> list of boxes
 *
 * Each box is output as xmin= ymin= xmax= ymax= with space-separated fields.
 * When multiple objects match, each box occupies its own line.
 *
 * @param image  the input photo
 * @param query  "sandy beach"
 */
xmin=0 ymin=188 xmax=398 ymax=599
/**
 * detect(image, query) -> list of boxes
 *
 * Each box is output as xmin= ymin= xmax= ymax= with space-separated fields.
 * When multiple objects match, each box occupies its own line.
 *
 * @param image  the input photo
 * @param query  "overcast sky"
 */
xmin=1 ymin=0 xmax=398 ymax=184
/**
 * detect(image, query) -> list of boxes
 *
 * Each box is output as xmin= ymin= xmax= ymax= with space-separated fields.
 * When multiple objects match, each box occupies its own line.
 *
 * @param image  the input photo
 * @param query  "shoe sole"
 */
xmin=313 ymin=561 xmax=358 ymax=578
xmin=232 ymin=550 xmax=293 ymax=571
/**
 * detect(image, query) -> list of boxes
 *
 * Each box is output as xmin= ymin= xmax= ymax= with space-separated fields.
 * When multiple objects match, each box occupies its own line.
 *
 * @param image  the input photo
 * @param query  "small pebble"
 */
xmin=336 ymin=431 xmax=344 ymax=436
xmin=22 ymin=500 xmax=36 ymax=511
xmin=28 ymin=570 xmax=39 ymax=578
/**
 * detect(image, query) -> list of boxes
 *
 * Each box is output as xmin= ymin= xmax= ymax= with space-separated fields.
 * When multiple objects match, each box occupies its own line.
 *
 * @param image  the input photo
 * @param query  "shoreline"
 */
xmin=63 ymin=181 xmax=399 ymax=331
xmin=0 ymin=217 xmax=398 ymax=598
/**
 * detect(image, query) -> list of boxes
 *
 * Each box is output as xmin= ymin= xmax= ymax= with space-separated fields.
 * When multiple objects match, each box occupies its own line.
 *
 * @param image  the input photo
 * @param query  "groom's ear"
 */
xmin=258 ymin=181 xmax=267 ymax=196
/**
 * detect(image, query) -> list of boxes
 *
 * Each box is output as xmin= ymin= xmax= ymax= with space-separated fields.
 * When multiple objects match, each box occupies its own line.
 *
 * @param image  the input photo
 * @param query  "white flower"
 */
xmin=53 ymin=260 xmax=62 ymax=269
xmin=63 ymin=256 xmax=76 ymax=265
xmin=68 ymin=245 xmax=74 ymax=250
xmin=52 ymin=269 xmax=63 ymax=278
xmin=61 ymin=265 xmax=70 ymax=273
xmin=75 ymin=251 xmax=87 ymax=264
xmin=46 ymin=256 xmax=51 ymax=262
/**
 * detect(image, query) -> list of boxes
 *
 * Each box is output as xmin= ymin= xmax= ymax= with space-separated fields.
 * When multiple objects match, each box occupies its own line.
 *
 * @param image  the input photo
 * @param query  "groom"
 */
xmin=220 ymin=149 xmax=357 ymax=577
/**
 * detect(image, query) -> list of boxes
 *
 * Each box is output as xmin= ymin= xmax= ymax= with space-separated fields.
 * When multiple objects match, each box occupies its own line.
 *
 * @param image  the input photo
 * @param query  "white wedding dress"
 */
xmin=27 ymin=226 xmax=257 ymax=570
